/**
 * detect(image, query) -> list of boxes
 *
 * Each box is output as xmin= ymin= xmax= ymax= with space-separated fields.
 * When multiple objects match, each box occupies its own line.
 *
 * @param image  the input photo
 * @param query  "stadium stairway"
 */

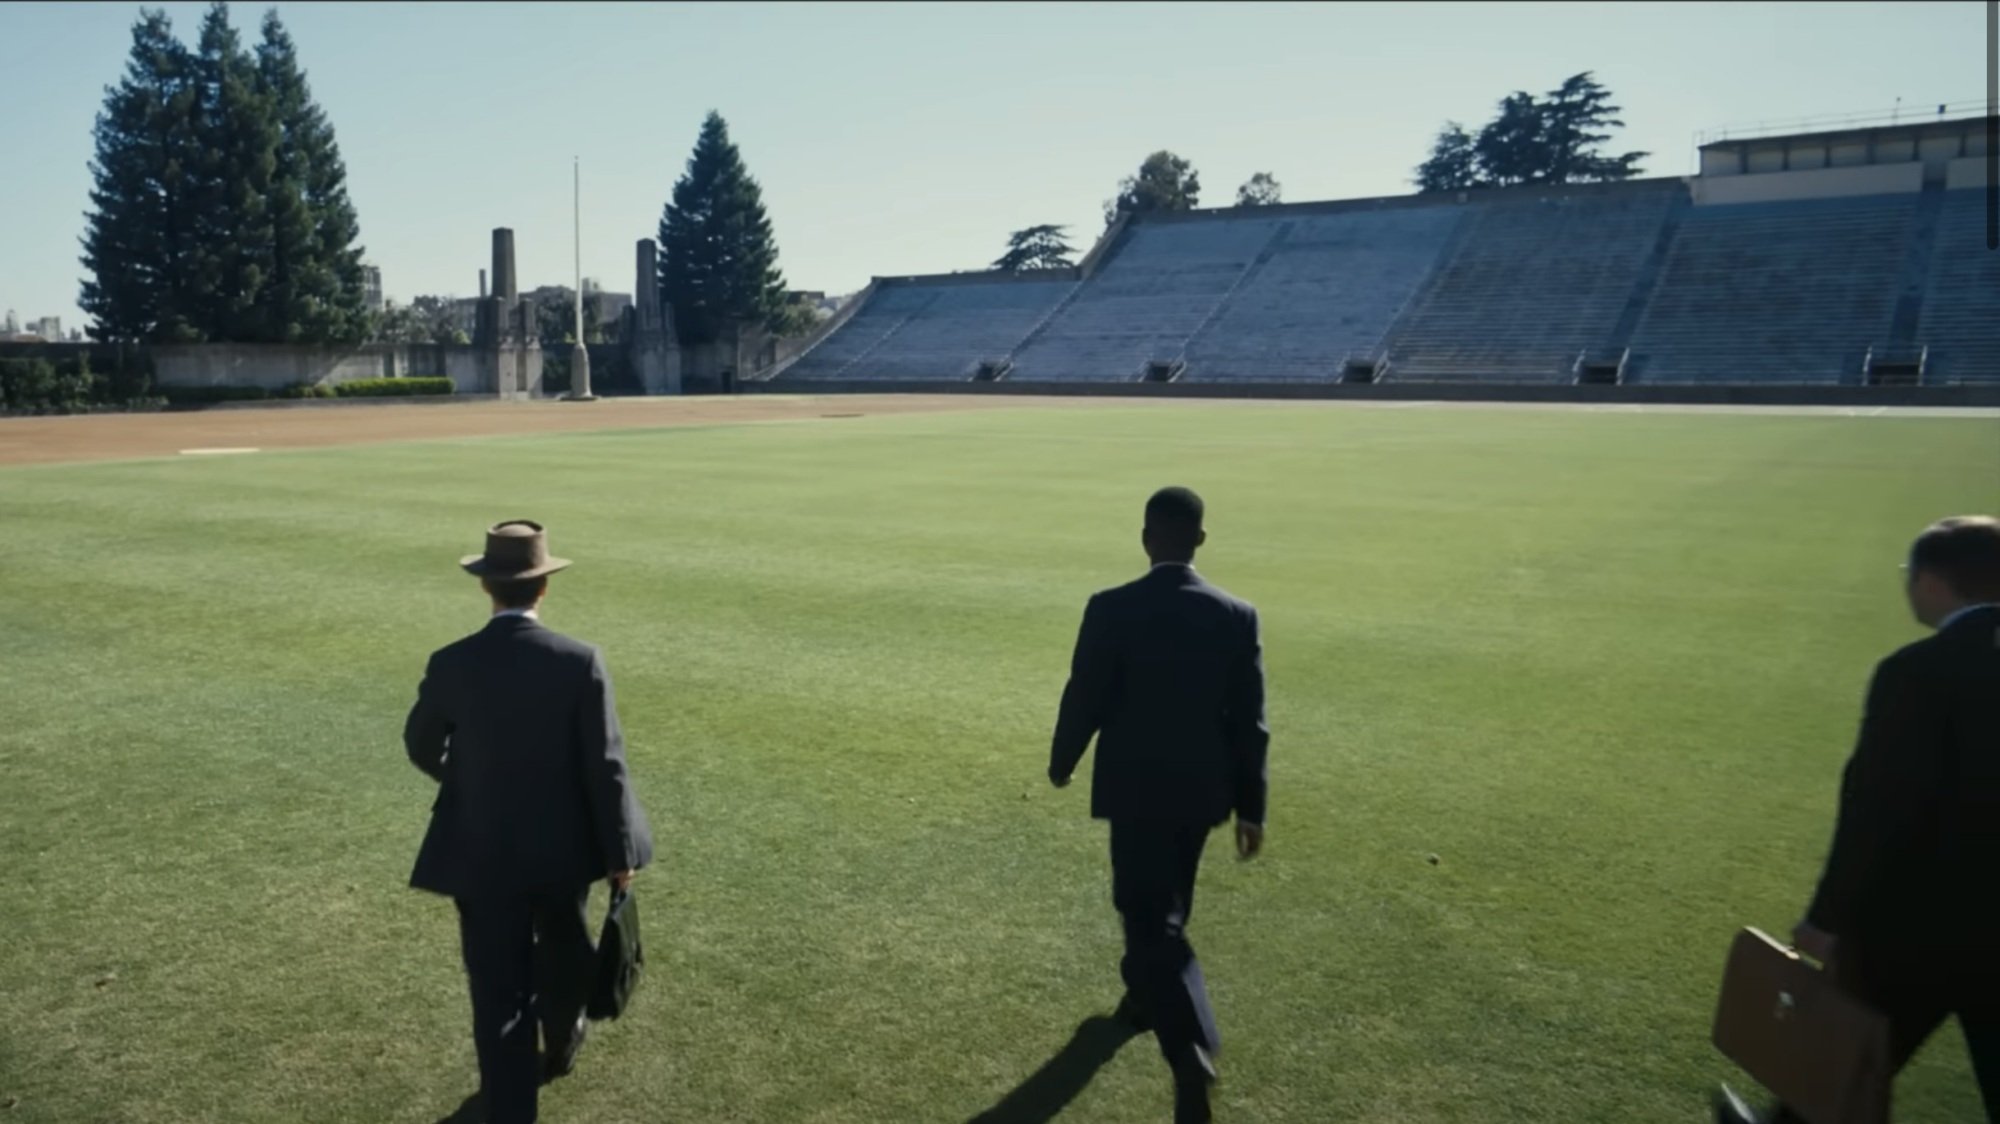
xmin=1378 ymin=185 xmax=1684 ymax=382
xmin=1624 ymin=192 xmax=1920 ymax=384
xmin=1915 ymin=189 xmax=2000 ymax=384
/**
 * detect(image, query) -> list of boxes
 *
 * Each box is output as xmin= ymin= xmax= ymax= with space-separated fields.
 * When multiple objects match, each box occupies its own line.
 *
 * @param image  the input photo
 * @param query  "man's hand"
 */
xmin=1792 ymin=920 xmax=1838 ymax=968
xmin=1049 ymin=771 xmax=1072 ymax=789
xmin=1235 ymin=820 xmax=1264 ymax=860
xmin=609 ymin=869 xmax=635 ymax=893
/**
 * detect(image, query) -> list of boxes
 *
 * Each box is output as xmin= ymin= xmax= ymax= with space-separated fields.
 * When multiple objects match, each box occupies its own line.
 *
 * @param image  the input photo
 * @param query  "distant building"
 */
xmin=2 ymin=310 xmax=16 ymax=334
xmin=25 ymin=316 xmax=60 ymax=340
xmin=362 ymin=265 xmax=383 ymax=312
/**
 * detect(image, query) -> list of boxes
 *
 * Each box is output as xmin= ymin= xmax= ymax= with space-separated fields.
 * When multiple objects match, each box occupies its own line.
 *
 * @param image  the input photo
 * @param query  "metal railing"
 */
xmin=1693 ymin=98 xmax=1989 ymax=147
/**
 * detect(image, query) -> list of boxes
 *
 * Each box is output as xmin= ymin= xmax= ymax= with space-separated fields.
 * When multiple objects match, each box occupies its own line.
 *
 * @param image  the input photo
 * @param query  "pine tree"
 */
xmin=991 ymin=224 xmax=1076 ymax=272
xmin=1473 ymin=92 xmax=1547 ymax=187
xmin=1413 ymin=123 xmax=1479 ymax=193
xmin=256 ymin=9 xmax=369 ymax=344
xmin=1537 ymin=72 xmax=1647 ymax=183
xmin=79 ymin=9 xmax=203 ymax=343
xmin=657 ymin=111 xmax=788 ymax=347
xmin=187 ymin=1 xmax=276 ymax=341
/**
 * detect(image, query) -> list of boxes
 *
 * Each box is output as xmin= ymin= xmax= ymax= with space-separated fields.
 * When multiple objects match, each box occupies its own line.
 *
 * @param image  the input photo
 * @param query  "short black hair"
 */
xmin=1145 ymin=486 xmax=1205 ymax=549
xmin=483 ymin=575 xmax=548 ymax=609
xmin=1910 ymin=515 xmax=2000 ymax=601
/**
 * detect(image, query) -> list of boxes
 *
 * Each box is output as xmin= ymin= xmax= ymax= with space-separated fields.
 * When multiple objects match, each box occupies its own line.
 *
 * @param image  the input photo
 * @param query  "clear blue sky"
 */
xmin=0 ymin=1 xmax=1984 ymax=333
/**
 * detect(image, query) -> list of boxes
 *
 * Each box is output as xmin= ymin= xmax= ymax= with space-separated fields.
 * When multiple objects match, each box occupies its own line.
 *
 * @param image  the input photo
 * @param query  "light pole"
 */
xmin=565 ymin=155 xmax=596 ymax=401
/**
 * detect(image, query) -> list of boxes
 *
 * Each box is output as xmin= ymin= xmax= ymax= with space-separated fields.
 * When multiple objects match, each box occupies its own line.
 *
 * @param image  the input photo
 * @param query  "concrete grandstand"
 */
xmin=774 ymin=113 xmax=1993 ymax=391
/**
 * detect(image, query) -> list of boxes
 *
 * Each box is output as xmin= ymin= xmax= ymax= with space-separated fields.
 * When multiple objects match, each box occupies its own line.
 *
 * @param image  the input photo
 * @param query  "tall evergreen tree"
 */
xmin=1536 ymin=72 xmax=1647 ymax=183
xmin=79 ymin=5 xmax=364 ymax=344
xmin=187 ymin=1 xmax=276 ymax=341
xmin=1415 ymin=73 xmax=1647 ymax=193
xmin=79 ymin=9 xmax=202 ymax=343
xmin=1472 ymin=92 xmax=1546 ymax=187
xmin=991 ymin=224 xmax=1076 ymax=272
xmin=256 ymin=9 xmax=370 ymax=343
xmin=657 ymin=111 xmax=788 ymax=347
xmin=1413 ymin=123 xmax=1479 ymax=193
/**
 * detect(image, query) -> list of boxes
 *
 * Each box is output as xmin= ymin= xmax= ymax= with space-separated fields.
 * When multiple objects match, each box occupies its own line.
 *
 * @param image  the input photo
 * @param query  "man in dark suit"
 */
xmin=1048 ymin=486 xmax=1269 ymax=1124
xmin=1718 ymin=515 xmax=2000 ymax=1123
xmin=406 ymin=520 xmax=654 ymax=1124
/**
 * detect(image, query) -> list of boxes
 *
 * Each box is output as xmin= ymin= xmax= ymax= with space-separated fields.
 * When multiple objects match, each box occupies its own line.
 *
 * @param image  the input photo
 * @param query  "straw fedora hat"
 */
xmin=460 ymin=520 xmax=573 ymax=579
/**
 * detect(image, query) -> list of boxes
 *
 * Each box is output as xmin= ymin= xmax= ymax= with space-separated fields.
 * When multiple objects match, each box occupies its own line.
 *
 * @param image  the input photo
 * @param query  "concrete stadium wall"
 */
xmin=153 ymin=343 xmax=398 ymax=389
xmin=744 ymin=379 xmax=2000 ymax=408
xmin=1691 ymin=162 xmax=1922 ymax=205
xmin=1945 ymin=156 xmax=1992 ymax=192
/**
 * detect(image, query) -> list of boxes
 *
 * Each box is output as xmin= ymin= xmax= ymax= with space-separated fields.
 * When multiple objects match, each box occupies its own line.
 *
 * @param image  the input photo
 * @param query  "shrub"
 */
xmin=332 ymin=377 xmax=454 ymax=397
xmin=1 ymin=355 xmax=96 ymax=414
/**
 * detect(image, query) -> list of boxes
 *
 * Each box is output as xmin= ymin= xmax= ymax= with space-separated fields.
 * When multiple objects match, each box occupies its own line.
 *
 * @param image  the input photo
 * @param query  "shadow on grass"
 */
xmin=966 ymin=1014 xmax=1141 ymax=1124
xmin=433 ymin=1091 xmax=483 ymax=1123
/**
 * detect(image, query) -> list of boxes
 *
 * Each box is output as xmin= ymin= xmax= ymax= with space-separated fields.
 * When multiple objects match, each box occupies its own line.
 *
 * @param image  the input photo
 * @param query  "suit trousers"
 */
xmin=1771 ymin=945 xmax=1999 ymax=1123
xmin=454 ymin=888 xmax=596 ymax=1124
xmin=1109 ymin=820 xmax=1221 ymax=1067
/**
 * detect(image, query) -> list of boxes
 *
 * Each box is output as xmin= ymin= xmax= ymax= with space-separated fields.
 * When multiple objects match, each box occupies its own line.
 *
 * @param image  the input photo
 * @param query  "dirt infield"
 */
xmin=0 ymin=394 xmax=1079 ymax=467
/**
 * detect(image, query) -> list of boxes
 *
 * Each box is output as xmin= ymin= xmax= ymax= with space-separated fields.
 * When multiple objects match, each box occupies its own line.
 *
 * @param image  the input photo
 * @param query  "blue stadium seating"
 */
xmin=1380 ymin=186 xmax=1682 ymax=382
xmin=1917 ymin=190 xmax=2000 ymax=384
xmin=775 ymin=178 xmax=1988 ymax=389
xmin=1183 ymin=207 xmax=1462 ymax=381
xmin=785 ymin=279 xmax=1074 ymax=381
xmin=1625 ymin=193 xmax=1918 ymax=384
xmin=1006 ymin=219 xmax=1285 ymax=381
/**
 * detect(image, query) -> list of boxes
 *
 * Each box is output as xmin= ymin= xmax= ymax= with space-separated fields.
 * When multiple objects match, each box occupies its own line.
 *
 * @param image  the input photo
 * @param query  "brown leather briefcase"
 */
xmin=1712 ymin=927 xmax=1892 ymax=1124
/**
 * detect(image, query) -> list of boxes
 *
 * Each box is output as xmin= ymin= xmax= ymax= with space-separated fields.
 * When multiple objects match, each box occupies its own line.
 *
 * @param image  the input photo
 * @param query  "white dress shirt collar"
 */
xmin=1939 ymin=602 xmax=1997 ymax=631
xmin=491 ymin=606 xmax=540 ymax=622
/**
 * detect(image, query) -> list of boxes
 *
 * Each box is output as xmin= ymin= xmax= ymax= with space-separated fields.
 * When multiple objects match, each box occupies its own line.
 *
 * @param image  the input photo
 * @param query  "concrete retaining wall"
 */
xmin=744 ymin=379 xmax=2000 ymax=408
xmin=153 ymin=343 xmax=397 ymax=389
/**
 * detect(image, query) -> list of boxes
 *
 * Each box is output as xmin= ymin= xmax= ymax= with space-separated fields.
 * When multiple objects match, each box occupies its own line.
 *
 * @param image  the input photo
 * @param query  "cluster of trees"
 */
xmin=374 ymin=295 xmax=468 ymax=346
xmin=1414 ymin=72 xmax=1646 ymax=192
xmin=80 ymin=3 xmax=369 ymax=345
xmin=989 ymin=72 xmax=1642 ymax=271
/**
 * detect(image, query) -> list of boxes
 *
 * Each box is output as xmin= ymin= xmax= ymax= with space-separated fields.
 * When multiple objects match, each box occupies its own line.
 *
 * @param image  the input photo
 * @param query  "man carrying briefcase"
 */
xmin=406 ymin=520 xmax=655 ymax=1124
xmin=1717 ymin=516 xmax=2000 ymax=1123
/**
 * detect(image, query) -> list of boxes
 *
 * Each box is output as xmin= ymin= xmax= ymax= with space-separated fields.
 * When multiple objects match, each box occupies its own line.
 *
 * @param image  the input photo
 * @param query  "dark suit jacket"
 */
xmin=405 ymin=615 xmax=654 ymax=899
xmin=1049 ymin=563 xmax=1270 ymax=827
xmin=1807 ymin=604 xmax=2000 ymax=951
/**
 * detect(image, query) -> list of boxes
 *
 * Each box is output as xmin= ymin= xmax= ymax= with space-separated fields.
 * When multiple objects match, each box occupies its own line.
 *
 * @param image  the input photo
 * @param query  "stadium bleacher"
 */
xmin=774 ymin=148 xmax=1992 ymax=390
xmin=1917 ymin=189 xmax=2000 ymax=385
xmin=784 ymin=279 xmax=1074 ymax=381
xmin=1381 ymin=185 xmax=1683 ymax=382
xmin=1004 ymin=219 xmax=1286 ymax=381
xmin=1624 ymin=192 xmax=1919 ymax=384
xmin=1183 ymin=207 xmax=1463 ymax=381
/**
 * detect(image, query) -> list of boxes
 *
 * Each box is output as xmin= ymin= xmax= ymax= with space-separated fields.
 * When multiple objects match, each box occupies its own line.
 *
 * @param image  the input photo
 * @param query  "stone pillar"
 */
xmin=629 ymin=238 xmax=682 ymax=394
xmin=491 ymin=229 xmax=517 ymax=302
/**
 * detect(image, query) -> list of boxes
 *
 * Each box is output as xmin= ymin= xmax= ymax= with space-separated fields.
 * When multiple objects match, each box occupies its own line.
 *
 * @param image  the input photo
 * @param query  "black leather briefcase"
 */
xmin=587 ymin=889 xmax=643 ymax=1021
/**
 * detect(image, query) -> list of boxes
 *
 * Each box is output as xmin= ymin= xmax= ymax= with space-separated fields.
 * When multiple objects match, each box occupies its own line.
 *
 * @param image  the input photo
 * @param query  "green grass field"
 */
xmin=2 ymin=401 xmax=1994 ymax=1124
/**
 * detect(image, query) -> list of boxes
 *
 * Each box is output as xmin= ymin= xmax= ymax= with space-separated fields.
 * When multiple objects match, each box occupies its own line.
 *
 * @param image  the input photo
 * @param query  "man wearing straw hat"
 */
xmin=405 ymin=520 xmax=654 ymax=1124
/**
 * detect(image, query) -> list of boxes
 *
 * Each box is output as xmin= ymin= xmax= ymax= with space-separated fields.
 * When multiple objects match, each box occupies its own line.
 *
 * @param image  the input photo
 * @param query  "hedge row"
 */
xmin=334 ymin=377 xmax=453 ymax=397
xmin=0 ymin=353 xmax=158 ymax=414
xmin=162 ymin=377 xmax=454 ymax=404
